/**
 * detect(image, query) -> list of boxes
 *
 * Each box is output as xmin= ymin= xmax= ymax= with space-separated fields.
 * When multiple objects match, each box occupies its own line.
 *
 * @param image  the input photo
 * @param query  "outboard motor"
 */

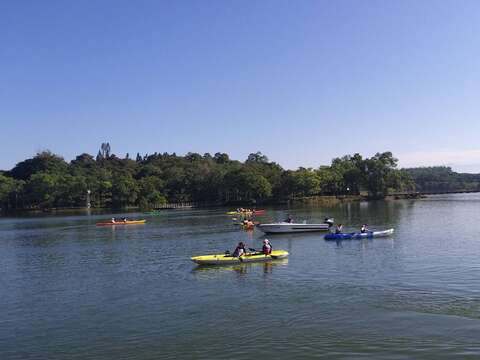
xmin=324 ymin=217 xmax=335 ymax=227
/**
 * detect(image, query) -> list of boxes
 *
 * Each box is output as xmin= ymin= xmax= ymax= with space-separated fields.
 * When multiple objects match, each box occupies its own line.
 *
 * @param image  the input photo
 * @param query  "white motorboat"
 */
xmin=256 ymin=221 xmax=332 ymax=234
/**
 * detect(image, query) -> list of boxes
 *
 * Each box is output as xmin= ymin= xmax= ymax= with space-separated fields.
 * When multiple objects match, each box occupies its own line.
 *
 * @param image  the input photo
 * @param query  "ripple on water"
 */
xmin=3 ymin=198 xmax=480 ymax=359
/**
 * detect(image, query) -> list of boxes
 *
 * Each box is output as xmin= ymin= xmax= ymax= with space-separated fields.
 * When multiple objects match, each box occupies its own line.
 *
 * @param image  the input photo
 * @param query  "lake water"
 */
xmin=1 ymin=194 xmax=480 ymax=359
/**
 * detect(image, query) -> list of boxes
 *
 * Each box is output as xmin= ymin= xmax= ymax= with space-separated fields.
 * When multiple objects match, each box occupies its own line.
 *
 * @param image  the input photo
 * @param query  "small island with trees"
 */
xmin=1 ymin=143 xmax=479 ymax=213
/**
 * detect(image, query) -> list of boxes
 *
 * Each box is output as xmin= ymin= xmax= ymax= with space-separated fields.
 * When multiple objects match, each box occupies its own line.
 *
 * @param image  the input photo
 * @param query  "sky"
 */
xmin=2 ymin=0 xmax=480 ymax=172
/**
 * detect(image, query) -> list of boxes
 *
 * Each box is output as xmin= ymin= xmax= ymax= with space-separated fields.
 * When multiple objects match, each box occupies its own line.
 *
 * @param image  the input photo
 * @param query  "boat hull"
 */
xmin=324 ymin=229 xmax=394 ymax=240
xmin=257 ymin=223 xmax=330 ymax=234
xmin=191 ymin=250 xmax=289 ymax=265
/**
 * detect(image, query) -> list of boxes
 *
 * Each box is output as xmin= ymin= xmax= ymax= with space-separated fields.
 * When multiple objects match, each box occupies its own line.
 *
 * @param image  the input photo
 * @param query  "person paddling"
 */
xmin=360 ymin=224 xmax=369 ymax=233
xmin=335 ymin=224 xmax=343 ymax=234
xmin=111 ymin=217 xmax=116 ymax=224
xmin=284 ymin=214 xmax=294 ymax=223
xmin=242 ymin=219 xmax=254 ymax=230
xmin=262 ymin=239 xmax=272 ymax=255
xmin=233 ymin=242 xmax=247 ymax=257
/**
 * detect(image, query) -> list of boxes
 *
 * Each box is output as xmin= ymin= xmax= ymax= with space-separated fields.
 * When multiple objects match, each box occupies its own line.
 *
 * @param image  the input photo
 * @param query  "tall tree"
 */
xmin=10 ymin=151 xmax=67 ymax=181
xmin=100 ymin=142 xmax=111 ymax=158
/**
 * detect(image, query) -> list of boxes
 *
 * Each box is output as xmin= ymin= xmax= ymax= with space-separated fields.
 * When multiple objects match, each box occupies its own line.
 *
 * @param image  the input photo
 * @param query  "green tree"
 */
xmin=224 ymin=168 xmax=272 ymax=201
xmin=287 ymin=168 xmax=321 ymax=196
xmin=246 ymin=151 xmax=269 ymax=164
xmin=111 ymin=174 xmax=139 ymax=208
xmin=316 ymin=166 xmax=344 ymax=195
xmin=138 ymin=176 xmax=166 ymax=209
xmin=55 ymin=174 xmax=88 ymax=207
xmin=25 ymin=172 xmax=58 ymax=208
xmin=363 ymin=152 xmax=398 ymax=197
xmin=213 ymin=152 xmax=230 ymax=164
xmin=10 ymin=151 xmax=68 ymax=180
xmin=0 ymin=174 xmax=16 ymax=210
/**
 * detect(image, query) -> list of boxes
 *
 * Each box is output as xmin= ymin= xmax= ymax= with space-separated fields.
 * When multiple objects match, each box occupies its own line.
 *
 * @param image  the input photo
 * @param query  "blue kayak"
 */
xmin=324 ymin=228 xmax=394 ymax=240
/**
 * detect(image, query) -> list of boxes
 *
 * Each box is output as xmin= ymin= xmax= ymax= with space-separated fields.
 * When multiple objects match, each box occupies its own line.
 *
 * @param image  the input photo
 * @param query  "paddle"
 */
xmin=238 ymin=247 xmax=255 ymax=262
xmin=248 ymin=247 xmax=279 ymax=259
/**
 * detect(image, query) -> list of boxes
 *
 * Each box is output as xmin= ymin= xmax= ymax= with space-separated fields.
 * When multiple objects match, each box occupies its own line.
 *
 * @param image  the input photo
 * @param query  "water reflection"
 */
xmin=3 ymin=196 xmax=480 ymax=359
xmin=191 ymin=259 xmax=289 ymax=277
xmin=332 ymin=237 xmax=396 ymax=248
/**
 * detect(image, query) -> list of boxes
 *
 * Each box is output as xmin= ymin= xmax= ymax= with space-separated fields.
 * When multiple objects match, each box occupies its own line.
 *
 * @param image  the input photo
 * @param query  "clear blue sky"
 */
xmin=2 ymin=0 xmax=480 ymax=172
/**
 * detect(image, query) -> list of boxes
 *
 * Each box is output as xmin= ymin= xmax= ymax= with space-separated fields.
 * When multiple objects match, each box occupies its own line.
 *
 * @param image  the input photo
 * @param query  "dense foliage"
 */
xmin=404 ymin=167 xmax=480 ymax=193
xmin=0 ymin=145 xmax=414 ymax=211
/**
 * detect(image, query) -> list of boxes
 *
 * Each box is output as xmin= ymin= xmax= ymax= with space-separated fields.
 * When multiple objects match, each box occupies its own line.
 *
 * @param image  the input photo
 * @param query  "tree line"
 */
xmin=0 ymin=144 xmax=415 ymax=211
xmin=404 ymin=166 xmax=480 ymax=193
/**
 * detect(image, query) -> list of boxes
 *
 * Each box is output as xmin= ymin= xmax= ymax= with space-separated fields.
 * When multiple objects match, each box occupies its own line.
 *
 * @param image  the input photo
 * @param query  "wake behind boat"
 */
xmin=324 ymin=228 xmax=394 ymax=240
xmin=257 ymin=221 xmax=332 ymax=234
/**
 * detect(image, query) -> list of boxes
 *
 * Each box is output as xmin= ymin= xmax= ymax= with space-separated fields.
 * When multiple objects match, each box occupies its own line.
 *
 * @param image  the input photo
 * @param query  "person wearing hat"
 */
xmin=233 ymin=242 xmax=247 ymax=257
xmin=262 ymin=239 xmax=272 ymax=255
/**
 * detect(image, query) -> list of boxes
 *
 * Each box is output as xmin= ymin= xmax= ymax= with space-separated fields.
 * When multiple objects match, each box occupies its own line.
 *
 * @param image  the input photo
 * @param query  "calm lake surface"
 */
xmin=1 ymin=194 xmax=480 ymax=359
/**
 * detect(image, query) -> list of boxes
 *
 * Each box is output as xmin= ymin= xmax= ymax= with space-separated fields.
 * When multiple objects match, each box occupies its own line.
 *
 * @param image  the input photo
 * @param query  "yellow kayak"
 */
xmin=191 ymin=250 xmax=289 ymax=265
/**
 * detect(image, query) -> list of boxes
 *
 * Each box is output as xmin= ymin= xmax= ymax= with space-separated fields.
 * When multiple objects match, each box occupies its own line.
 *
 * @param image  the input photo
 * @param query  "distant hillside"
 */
xmin=404 ymin=167 xmax=480 ymax=193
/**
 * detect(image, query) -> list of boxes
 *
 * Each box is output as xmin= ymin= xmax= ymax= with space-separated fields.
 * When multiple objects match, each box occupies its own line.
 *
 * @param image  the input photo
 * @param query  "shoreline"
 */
xmin=3 ymin=191 xmax=479 ymax=216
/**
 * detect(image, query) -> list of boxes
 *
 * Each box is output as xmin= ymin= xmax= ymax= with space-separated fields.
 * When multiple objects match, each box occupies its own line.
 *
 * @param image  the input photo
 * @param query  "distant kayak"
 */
xmin=191 ymin=250 xmax=289 ymax=265
xmin=96 ymin=220 xmax=146 ymax=226
xmin=324 ymin=228 xmax=394 ymax=240
xmin=226 ymin=209 xmax=266 ymax=216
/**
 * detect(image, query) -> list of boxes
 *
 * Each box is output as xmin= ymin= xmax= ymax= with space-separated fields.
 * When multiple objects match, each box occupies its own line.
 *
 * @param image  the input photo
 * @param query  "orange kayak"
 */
xmin=96 ymin=220 xmax=146 ymax=226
